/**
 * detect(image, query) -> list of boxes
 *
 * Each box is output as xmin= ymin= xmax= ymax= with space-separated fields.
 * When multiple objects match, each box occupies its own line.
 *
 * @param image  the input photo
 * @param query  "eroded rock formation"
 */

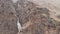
xmin=17 ymin=0 xmax=60 ymax=34
xmin=0 ymin=0 xmax=60 ymax=34
xmin=0 ymin=0 xmax=18 ymax=34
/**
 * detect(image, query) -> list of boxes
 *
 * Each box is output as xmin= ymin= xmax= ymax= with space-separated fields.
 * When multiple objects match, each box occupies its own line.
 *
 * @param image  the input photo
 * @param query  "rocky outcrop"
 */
xmin=0 ymin=0 xmax=18 ymax=34
xmin=17 ymin=0 xmax=60 ymax=34
xmin=0 ymin=0 xmax=60 ymax=34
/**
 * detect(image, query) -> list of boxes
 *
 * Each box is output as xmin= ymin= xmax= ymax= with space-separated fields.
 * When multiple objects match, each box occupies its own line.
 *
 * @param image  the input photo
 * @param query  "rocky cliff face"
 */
xmin=0 ymin=0 xmax=60 ymax=34
xmin=0 ymin=0 xmax=18 ymax=34
xmin=17 ymin=0 xmax=60 ymax=34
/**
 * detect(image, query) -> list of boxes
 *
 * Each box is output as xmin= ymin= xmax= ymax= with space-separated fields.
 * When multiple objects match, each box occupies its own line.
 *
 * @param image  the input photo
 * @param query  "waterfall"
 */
xmin=12 ymin=0 xmax=22 ymax=32
xmin=17 ymin=17 xmax=22 ymax=32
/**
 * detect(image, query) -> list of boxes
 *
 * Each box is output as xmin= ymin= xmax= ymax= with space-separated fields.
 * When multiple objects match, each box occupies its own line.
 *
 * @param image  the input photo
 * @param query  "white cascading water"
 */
xmin=17 ymin=18 xmax=21 ymax=32
xmin=12 ymin=0 xmax=22 ymax=32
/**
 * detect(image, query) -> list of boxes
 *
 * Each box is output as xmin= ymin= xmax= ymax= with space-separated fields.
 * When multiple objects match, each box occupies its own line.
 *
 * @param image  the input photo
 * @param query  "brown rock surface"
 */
xmin=0 ymin=0 xmax=60 ymax=34
xmin=0 ymin=0 xmax=18 ymax=34
xmin=17 ymin=0 xmax=60 ymax=34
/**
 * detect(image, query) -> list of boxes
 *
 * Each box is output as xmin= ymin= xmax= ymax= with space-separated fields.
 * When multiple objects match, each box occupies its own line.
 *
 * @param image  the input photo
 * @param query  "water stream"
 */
xmin=12 ymin=0 xmax=22 ymax=32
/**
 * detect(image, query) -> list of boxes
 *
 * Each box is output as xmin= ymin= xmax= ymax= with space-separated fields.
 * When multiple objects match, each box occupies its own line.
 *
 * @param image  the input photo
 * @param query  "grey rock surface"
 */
xmin=17 ymin=0 xmax=60 ymax=34
xmin=0 ymin=0 xmax=60 ymax=34
xmin=0 ymin=0 xmax=18 ymax=34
